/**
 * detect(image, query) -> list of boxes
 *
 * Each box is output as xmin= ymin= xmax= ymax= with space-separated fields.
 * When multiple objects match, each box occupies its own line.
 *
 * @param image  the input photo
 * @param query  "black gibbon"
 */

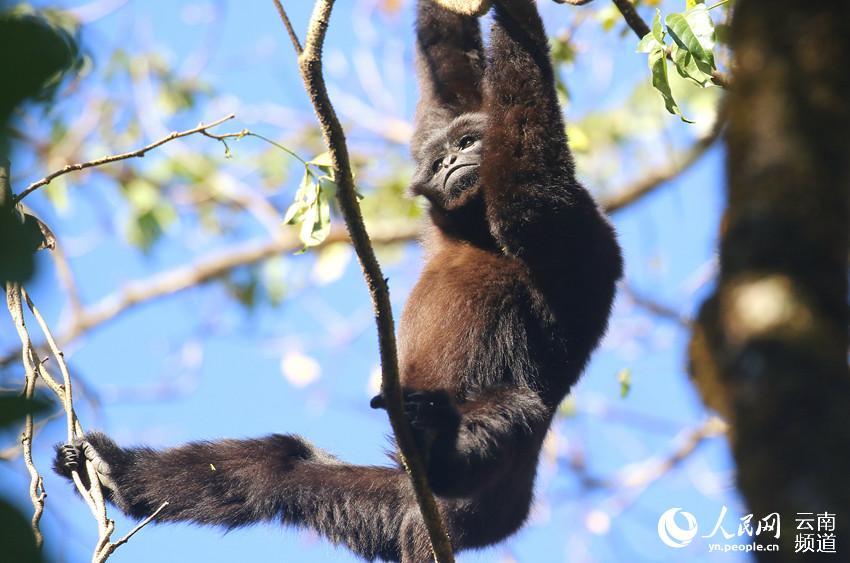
xmin=55 ymin=1 xmax=622 ymax=561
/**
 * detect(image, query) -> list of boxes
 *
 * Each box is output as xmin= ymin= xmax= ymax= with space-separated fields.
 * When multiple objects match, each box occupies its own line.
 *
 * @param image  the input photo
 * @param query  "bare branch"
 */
xmin=0 ymin=222 xmax=418 ymax=369
xmin=604 ymin=417 xmax=727 ymax=515
xmin=6 ymin=280 xmax=168 ymax=561
xmin=5 ymin=283 xmax=46 ymax=548
xmin=280 ymin=0 xmax=455 ymax=560
xmin=604 ymin=108 xmax=725 ymax=213
xmin=272 ymin=0 xmax=303 ymax=55
xmin=21 ymin=288 xmax=82 ymax=442
xmin=622 ymin=284 xmax=692 ymax=328
xmin=96 ymin=502 xmax=169 ymax=561
xmin=14 ymin=114 xmax=236 ymax=203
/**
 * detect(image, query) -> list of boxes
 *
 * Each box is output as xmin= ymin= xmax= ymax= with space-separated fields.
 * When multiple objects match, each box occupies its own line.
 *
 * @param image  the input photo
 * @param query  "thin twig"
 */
xmin=22 ymin=288 xmax=79 ymax=443
xmin=110 ymin=502 xmax=169 ymax=550
xmin=201 ymin=127 xmax=308 ymax=164
xmin=272 ymin=0 xmax=303 ymax=55
xmin=606 ymin=417 xmax=726 ymax=515
xmin=8 ymin=282 xmax=165 ymax=561
xmin=93 ymin=503 xmax=168 ymax=563
xmin=14 ymin=114 xmax=236 ymax=203
xmin=279 ymin=0 xmax=455 ymax=560
xmin=623 ymin=283 xmax=692 ymax=328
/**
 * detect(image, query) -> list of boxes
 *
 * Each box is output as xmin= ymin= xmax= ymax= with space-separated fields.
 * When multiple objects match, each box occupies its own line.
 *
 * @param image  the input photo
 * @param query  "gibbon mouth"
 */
xmin=443 ymin=163 xmax=479 ymax=190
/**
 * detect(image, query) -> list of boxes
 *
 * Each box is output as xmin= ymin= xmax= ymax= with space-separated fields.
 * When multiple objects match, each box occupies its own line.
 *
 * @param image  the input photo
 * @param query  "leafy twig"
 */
xmin=201 ymin=127 xmax=308 ymax=165
xmin=565 ymin=0 xmax=732 ymax=88
xmin=13 ymin=114 xmax=236 ymax=203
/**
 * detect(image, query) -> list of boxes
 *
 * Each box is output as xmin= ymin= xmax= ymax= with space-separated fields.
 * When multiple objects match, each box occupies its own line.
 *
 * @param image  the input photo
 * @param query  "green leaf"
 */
xmin=617 ymin=369 xmax=632 ymax=399
xmin=299 ymin=185 xmax=331 ymax=248
xmin=651 ymin=8 xmax=665 ymax=44
xmin=670 ymin=43 xmax=713 ymax=86
xmin=637 ymin=31 xmax=662 ymax=54
xmin=308 ymin=151 xmax=334 ymax=168
xmin=283 ymin=168 xmax=317 ymax=226
xmin=665 ymin=5 xmax=716 ymax=81
xmin=317 ymin=175 xmax=337 ymax=200
xmin=282 ymin=200 xmax=309 ymax=225
xmin=647 ymin=45 xmax=693 ymax=123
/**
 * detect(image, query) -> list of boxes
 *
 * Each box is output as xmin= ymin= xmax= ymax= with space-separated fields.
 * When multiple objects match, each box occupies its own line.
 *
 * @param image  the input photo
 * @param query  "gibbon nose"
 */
xmin=445 ymin=153 xmax=458 ymax=166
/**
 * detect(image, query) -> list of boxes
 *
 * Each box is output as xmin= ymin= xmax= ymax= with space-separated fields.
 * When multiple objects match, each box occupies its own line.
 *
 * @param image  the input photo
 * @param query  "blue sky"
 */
xmin=0 ymin=1 xmax=753 ymax=562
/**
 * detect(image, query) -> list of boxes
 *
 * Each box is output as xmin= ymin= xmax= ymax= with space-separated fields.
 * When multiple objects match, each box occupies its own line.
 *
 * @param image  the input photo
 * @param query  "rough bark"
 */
xmin=690 ymin=1 xmax=850 ymax=557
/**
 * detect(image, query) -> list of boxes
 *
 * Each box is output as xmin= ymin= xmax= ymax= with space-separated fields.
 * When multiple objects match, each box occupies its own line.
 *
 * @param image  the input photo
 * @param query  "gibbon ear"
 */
xmin=433 ymin=0 xmax=492 ymax=17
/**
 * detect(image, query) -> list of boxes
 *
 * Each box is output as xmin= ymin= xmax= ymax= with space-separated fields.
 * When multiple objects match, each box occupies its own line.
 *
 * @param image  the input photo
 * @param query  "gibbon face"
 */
xmin=411 ymin=112 xmax=486 ymax=210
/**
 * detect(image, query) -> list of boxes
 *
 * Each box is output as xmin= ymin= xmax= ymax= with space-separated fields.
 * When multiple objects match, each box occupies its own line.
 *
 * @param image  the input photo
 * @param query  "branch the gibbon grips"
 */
xmin=433 ymin=0 xmax=493 ymax=16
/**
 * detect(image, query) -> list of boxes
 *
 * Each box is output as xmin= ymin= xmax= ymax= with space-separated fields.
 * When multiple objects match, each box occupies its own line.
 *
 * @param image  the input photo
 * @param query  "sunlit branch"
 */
xmin=14 ymin=114 xmax=236 ymax=204
xmin=277 ymin=0 xmax=455 ymax=560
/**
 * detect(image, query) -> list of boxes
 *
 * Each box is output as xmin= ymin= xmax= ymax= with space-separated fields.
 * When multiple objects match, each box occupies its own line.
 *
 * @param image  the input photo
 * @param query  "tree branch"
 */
xmin=5 ymin=283 xmax=46 ymax=549
xmin=5 ymin=282 xmax=166 ymax=561
xmin=280 ymin=1 xmax=455 ymax=560
xmin=271 ymin=0 xmax=302 ymax=55
xmin=13 ymin=114 xmax=236 ymax=204
xmin=622 ymin=283 xmax=692 ymax=328
xmin=0 ymin=222 xmax=418 ymax=369
xmin=561 ymin=0 xmax=731 ymax=88
xmin=0 ymin=121 xmax=718 ymax=370
xmin=604 ymin=417 xmax=726 ymax=515
xmin=603 ymin=112 xmax=723 ymax=213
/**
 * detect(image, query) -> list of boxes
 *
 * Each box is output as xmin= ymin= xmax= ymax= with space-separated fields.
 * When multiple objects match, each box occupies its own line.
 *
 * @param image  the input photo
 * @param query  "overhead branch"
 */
xmin=561 ymin=0 xmax=731 ymax=88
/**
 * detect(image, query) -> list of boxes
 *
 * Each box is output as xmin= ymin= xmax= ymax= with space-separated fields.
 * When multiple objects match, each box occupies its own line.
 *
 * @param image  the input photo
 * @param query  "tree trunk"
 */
xmin=690 ymin=1 xmax=850 ymax=558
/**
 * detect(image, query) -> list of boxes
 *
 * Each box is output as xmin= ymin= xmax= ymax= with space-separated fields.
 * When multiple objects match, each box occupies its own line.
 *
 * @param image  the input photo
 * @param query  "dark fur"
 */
xmin=54 ymin=2 xmax=622 ymax=561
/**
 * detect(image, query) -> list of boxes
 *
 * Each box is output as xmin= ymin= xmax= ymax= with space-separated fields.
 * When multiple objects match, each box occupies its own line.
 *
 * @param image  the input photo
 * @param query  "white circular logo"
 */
xmin=657 ymin=507 xmax=698 ymax=548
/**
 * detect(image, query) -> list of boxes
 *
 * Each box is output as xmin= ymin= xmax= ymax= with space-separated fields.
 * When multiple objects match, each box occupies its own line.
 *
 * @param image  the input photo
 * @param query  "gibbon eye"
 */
xmin=458 ymin=136 xmax=476 ymax=150
xmin=431 ymin=157 xmax=444 ymax=173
